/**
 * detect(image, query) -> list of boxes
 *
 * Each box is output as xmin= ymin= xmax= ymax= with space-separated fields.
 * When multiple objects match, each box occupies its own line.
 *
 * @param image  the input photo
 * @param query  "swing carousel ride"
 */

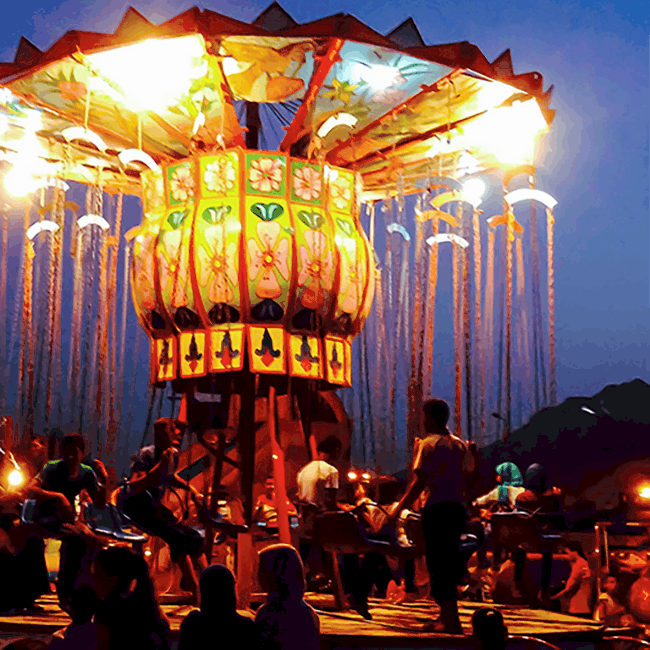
xmin=0 ymin=2 xmax=559 ymax=592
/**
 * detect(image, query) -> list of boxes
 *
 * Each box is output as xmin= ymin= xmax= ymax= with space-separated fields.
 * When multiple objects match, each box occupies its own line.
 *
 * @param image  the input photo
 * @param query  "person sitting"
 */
xmin=595 ymin=572 xmax=627 ymax=627
xmin=473 ymin=462 xmax=525 ymax=511
xmin=550 ymin=541 xmax=593 ymax=617
xmin=179 ymin=564 xmax=258 ymax=650
xmin=254 ymin=475 xmax=298 ymax=532
xmin=472 ymin=607 xmax=509 ymax=650
xmin=513 ymin=463 xmax=563 ymax=605
xmin=377 ymin=479 xmax=419 ymax=604
xmin=120 ymin=418 xmax=207 ymax=603
xmin=24 ymin=432 xmax=107 ymax=610
xmin=48 ymin=585 xmax=100 ymax=650
xmin=296 ymin=435 xmax=342 ymax=587
xmin=93 ymin=546 xmax=170 ymax=650
xmin=255 ymin=544 xmax=320 ymax=650
xmin=515 ymin=463 xmax=562 ymax=513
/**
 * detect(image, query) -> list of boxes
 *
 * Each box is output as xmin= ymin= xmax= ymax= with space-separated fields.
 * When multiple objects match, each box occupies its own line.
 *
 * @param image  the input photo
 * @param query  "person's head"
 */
xmin=354 ymin=480 xmax=375 ymax=502
xmin=93 ymin=547 xmax=152 ymax=601
xmin=29 ymin=436 xmax=47 ymax=460
xmin=198 ymin=564 xmax=237 ymax=616
xmin=263 ymin=475 xmax=275 ymax=498
xmin=153 ymin=418 xmax=185 ymax=451
xmin=524 ymin=463 xmax=547 ymax=492
xmin=317 ymin=435 xmax=342 ymax=462
xmin=422 ymin=399 xmax=450 ymax=434
xmin=377 ymin=479 xmax=403 ymax=506
xmin=70 ymin=585 xmax=99 ymax=625
xmin=602 ymin=573 xmax=618 ymax=595
xmin=60 ymin=433 xmax=85 ymax=472
xmin=472 ymin=608 xmax=508 ymax=649
xmin=563 ymin=540 xmax=587 ymax=562
xmin=258 ymin=543 xmax=306 ymax=601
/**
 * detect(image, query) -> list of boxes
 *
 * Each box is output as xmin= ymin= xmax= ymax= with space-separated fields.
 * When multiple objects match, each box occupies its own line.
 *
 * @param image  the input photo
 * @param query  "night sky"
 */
xmin=0 ymin=1 xmax=647 ymax=469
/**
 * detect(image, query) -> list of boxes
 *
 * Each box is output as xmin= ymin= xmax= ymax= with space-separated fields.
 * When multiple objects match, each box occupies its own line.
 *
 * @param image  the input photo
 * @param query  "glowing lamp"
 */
xmin=347 ymin=471 xmax=358 ymax=481
xmin=5 ymin=167 xmax=36 ymax=197
xmin=462 ymin=177 xmax=488 ymax=208
xmin=639 ymin=487 xmax=650 ymax=499
xmin=361 ymin=472 xmax=371 ymax=481
xmin=7 ymin=469 xmax=23 ymax=487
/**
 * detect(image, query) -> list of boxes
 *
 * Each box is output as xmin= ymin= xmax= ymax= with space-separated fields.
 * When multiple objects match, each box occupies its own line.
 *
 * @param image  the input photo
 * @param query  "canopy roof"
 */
xmin=0 ymin=3 xmax=554 ymax=197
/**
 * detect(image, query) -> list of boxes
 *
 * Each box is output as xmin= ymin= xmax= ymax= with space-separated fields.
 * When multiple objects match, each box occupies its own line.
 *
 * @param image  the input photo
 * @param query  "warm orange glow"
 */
xmin=639 ymin=487 xmax=650 ymax=499
xmin=7 ymin=469 xmax=24 ymax=487
xmin=347 ymin=471 xmax=357 ymax=481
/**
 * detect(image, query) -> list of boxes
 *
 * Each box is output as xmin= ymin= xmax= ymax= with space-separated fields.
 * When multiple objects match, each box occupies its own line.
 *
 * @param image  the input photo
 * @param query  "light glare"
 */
xmin=8 ymin=469 xmax=23 ymax=487
xmin=87 ymin=36 xmax=209 ymax=113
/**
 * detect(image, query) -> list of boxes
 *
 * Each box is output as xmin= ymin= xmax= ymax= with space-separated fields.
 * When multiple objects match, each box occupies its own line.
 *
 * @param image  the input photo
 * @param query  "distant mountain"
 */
xmin=476 ymin=378 xmax=650 ymax=494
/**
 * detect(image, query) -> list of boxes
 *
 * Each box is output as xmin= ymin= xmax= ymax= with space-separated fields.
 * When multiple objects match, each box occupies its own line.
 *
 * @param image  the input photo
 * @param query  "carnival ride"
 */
xmin=0 ymin=2 xmax=562 ymax=605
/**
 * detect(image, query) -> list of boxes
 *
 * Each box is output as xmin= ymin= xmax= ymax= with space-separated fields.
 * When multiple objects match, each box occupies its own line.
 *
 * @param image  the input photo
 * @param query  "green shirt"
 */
xmin=39 ymin=460 xmax=98 ymax=506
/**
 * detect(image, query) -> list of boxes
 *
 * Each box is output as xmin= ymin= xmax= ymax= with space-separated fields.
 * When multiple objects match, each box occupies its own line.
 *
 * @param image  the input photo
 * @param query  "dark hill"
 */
xmin=476 ymin=378 xmax=650 ymax=496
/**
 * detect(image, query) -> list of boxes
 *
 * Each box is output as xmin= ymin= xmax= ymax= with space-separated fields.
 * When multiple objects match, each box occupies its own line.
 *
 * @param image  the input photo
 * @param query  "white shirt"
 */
xmin=296 ymin=460 xmax=339 ymax=507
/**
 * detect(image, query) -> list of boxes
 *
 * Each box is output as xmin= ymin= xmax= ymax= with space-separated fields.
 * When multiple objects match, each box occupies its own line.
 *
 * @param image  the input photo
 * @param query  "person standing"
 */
xmin=550 ymin=541 xmax=593 ymax=617
xmin=388 ymin=399 xmax=474 ymax=634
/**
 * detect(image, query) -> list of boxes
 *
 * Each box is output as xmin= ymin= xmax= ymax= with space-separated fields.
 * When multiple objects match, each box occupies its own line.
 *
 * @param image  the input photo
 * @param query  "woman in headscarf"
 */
xmin=471 ymin=462 xmax=525 ymax=572
xmin=473 ymin=462 xmax=525 ymax=511
xmin=255 ymin=544 xmax=320 ymax=650
xmin=179 ymin=564 xmax=257 ymax=650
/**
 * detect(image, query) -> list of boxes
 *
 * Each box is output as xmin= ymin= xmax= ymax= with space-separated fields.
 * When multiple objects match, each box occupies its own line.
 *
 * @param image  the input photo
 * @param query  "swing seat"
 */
xmin=312 ymin=511 xmax=479 ymax=560
xmin=82 ymin=501 xmax=148 ymax=543
xmin=313 ymin=512 xmax=393 ymax=555
xmin=491 ymin=511 xmax=565 ymax=553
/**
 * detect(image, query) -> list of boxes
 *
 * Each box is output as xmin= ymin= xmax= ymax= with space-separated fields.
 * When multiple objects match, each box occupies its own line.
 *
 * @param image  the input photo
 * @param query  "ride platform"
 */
xmin=0 ymin=592 xmax=633 ymax=650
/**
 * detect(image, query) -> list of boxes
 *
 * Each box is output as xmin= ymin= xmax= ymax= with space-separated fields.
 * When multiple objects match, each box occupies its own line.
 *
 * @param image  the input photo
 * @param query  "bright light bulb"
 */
xmin=8 ymin=469 xmax=23 ymax=487
xmin=5 ymin=167 xmax=36 ymax=197
xmin=355 ymin=64 xmax=402 ymax=91
xmin=87 ymin=35 xmax=208 ymax=113
xmin=465 ymin=98 xmax=549 ymax=166
xmin=462 ymin=177 xmax=488 ymax=207
xmin=640 ymin=487 xmax=650 ymax=499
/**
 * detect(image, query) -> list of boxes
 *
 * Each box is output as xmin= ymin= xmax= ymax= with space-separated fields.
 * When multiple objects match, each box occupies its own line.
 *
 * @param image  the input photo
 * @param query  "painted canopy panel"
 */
xmin=0 ymin=7 xmax=553 ymax=198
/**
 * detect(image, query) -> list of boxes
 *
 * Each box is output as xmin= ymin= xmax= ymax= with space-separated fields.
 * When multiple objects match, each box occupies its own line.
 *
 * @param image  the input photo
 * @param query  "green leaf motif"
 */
xmin=297 ymin=211 xmax=324 ymax=230
xmin=251 ymin=203 xmax=284 ymax=221
xmin=336 ymin=218 xmax=354 ymax=237
xmin=167 ymin=210 xmax=187 ymax=229
xmin=202 ymin=205 xmax=231 ymax=225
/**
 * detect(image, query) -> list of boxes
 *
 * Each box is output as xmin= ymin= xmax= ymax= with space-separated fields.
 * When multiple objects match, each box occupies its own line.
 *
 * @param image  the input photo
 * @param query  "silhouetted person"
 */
xmin=472 ymin=607 xmax=509 ymax=650
xmin=255 ymin=544 xmax=320 ymax=650
xmin=179 ymin=564 xmax=258 ymax=650
xmin=49 ymin=585 xmax=100 ymax=650
xmin=93 ymin=547 xmax=170 ymax=650
xmin=387 ymin=399 xmax=474 ymax=634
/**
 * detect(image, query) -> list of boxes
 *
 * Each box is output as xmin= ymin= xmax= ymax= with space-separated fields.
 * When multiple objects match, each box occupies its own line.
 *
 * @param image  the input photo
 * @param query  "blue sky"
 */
xmin=0 ymin=1 xmax=647 ymax=456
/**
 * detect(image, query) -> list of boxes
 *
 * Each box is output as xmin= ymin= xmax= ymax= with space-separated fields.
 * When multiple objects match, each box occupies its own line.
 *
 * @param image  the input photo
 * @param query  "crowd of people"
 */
xmin=0 ymin=398 xmax=643 ymax=647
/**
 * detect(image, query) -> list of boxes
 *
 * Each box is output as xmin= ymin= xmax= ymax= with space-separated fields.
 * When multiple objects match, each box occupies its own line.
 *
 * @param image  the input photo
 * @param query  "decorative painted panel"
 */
xmin=209 ymin=325 xmax=245 ymax=373
xmin=248 ymin=326 xmax=286 ymax=374
xmin=289 ymin=334 xmax=323 ymax=379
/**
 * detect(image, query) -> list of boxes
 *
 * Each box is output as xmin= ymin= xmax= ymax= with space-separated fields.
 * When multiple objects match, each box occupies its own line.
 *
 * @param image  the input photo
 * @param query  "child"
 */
xmin=595 ymin=573 xmax=627 ymax=627
xmin=255 ymin=544 xmax=320 ymax=650
xmin=179 ymin=564 xmax=257 ymax=650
